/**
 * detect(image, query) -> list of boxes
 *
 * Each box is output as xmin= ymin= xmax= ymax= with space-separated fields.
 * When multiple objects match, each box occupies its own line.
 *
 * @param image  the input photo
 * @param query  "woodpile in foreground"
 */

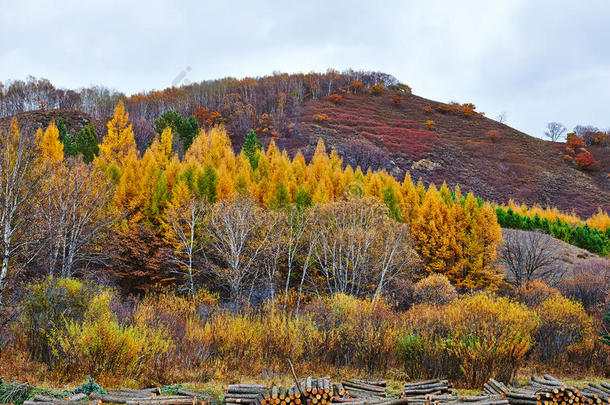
xmin=22 ymin=387 xmax=210 ymax=405
xmin=483 ymin=376 xmax=610 ymax=405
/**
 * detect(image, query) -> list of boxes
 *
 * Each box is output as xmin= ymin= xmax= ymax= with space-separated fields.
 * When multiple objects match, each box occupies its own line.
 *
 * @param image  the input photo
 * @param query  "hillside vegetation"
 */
xmin=0 ymin=72 xmax=608 ymax=387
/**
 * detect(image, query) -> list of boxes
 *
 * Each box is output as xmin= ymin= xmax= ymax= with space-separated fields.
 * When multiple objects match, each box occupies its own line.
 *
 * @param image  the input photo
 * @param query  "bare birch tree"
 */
xmin=310 ymin=197 xmax=418 ymax=300
xmin=206 ymin=195 xmax=277 ymax=300
xmin=0 ymin=119 xmax=39 ymax=312
xmin=37 ymin=159 xmax=117 ymax=278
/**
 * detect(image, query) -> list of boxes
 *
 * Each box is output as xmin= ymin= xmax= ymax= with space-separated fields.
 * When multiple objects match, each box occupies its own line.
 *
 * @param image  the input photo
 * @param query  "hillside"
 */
xmin=273 ymin=92 xmax=609 ymax=217
xmin=1 ymin=80 xmax=608 ymax=217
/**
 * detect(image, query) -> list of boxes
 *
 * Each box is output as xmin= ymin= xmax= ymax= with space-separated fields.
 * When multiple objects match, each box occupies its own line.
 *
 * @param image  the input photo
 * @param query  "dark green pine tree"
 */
xmin=74 ymin=124 xmax=99 ymax=163
xmin=153 ymin=110 xmax=200 ymax=150
xmin=242 ymin=130 xmax=262 ymax=169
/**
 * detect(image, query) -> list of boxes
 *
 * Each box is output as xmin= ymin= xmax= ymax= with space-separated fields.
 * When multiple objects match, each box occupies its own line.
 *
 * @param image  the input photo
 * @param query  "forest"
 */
xmin=0 ymin=90 xmax=608 ymax=390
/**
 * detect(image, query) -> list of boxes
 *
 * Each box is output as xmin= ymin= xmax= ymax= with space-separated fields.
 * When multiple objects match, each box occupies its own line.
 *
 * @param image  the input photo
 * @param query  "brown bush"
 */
xmin=560 ymin=258 xmax=609 ymax=314
xmin=486 ymin=129 xmax=500 ymax=143
xmin=413 ymin=274 xmax=457 ymax=305
xmin=328 ymin=93 xmax=343 ymax=104
xmin=423 ymin=105 xmax=433 ymax=114
xmin=514 ymin=280 xmax=560 ymax=307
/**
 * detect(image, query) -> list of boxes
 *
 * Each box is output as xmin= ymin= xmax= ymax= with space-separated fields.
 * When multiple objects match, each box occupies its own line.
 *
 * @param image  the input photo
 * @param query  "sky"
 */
xmin=1 ymin=0 xmax=610 ymax=138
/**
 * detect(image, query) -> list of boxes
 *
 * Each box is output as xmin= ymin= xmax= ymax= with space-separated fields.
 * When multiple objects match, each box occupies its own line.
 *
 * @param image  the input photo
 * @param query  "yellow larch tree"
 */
xmin=97 ymin=101 xmax=137 ymax=170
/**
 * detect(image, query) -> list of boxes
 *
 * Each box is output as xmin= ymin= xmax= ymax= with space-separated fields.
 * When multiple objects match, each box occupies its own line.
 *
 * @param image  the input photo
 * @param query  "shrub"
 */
xmin=425 ymin=120 xmax=435 ymax=130
xmin=486 ymin=129 xmax=500 ymax=143
xmin=514 ymin=280 xmax=560 ymax=307
xmin=392 ymin=93 xmax=402 ymax=105
xmin=21 ymin=278 xmax=96 ymax=367
xmin=563 ymin=154 xmax=573 ymax=162
xmin=52 ymin=288 xmax=172 ymax=382
xmin=567 ymin=132 xmax=585 ymax=149
xmin=560 ymin=258 xmax=609 ymax=313
xmin=328 ymin=94 xmax=343 ymax=104
xmin=398 ymin=293 xmax=539 ymax=387
xmin=574 ymin=150 xmax=597 ymax=170
xmin=313 ymin=113 xmax=329 ymax=123
xmin=423 ymin=105 xmax=433 ymax=114
xmin=534 ymin=295 xmax=596 ymax=367
xmin=413 ymin=274 xmax=457 ymax=305
xmin=349 ymin=80 xmax=364 ymax=93
xmin=370 ymin=83 xmax=384 ymax=95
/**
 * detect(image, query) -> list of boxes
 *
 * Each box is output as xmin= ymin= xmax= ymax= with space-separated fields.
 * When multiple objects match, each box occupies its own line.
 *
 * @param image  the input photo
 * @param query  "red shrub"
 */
xmin=392 ymin=93 xmax=402 ymax=105
xmin=574 ymin=150 xmax=597 ymax=170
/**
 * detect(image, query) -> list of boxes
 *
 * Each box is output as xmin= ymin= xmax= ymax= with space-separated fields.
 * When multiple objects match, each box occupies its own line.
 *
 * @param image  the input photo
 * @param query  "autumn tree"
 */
xmin=97 ymin=100 xmax=137 ymax=170
xmin=0 ymin=119 xmax=39 ymax=313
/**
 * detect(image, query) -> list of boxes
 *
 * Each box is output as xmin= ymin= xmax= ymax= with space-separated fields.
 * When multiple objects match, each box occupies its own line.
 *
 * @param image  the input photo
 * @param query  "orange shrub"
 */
xmin=567 ymin=132 xmax=585 ymax=148
xmin=412 ymin=274 xmax=457 ymax=305
xmin=423 ymin=105 xmax=433 ymax=114
xmin=514 ymin=280 xmax=560 ymax=307
xmin=460 ymin=103 xmax=476 ymax=117
xmin=563 ymin=154 xmax=573 ymax=162
xmin=328 ymin=93 xmax=343 ymax=104
xmin=425 ymin=120 xmax=435 ymax=130
xmin=313 ymin=113 xmax=329 ymax=123
xmin=349 ymin=80 xmax=364 ymax=93
xmin=575 ymin=150 xmax=597 ymax=170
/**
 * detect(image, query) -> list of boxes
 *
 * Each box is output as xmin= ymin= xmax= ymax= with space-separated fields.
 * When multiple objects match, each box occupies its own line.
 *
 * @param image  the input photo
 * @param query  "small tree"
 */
xmin=242 ymin=130 xmax=262 ymax=169
xmin=544 ymin=122 xmax=566 ymax=142
xmin=601 ymin=311 xmax=610 ymax=345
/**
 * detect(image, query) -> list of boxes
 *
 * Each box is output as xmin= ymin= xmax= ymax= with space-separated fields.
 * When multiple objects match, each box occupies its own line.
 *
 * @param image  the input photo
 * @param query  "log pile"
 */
xmin=487 ymin=375 xmax=610 ymax=405
xmin=405 ymin=394 xmax=508 ymax=405
xmin=483 ymin=380 xmax=509 ymax=397
xmin=225 ymin=384 xmax=269 ymax=405
xmin=340 ymin=380 xmax=387 ymax=400
xmin=90 ymin=387 xmax=208 ymax=405
xmin=403 ymin=380 xmax=452 ymax=397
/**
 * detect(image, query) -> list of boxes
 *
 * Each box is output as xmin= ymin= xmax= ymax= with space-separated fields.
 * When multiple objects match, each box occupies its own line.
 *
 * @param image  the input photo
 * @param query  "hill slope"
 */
xmin=1 ymin=90 xmax=608 ymax=217
xmin=272 ymin=92 xmax=609 ymax=217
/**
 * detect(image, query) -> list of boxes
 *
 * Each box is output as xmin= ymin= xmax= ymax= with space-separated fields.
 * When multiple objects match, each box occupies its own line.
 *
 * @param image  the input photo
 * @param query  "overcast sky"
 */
xmin=1 ymin=0 xmax=609 ymax=137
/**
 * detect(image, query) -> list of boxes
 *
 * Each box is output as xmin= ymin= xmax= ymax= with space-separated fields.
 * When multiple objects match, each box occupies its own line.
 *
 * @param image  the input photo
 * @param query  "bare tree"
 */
xmin=0 ymin=119 xmax=39 ymax=313
xmin=162 ymin=188 xmax=207 ymax=299
xmin=501 ymin=229 xmax=564 ymax=286
xmin=310 ymin=197 xmax=418 ymax=302
xmin=496 ymin=111 xmax=507 ymax=124
xmin=36 ymin=159 xmax=117 ymax=278
xmin=544 ymin=122 xmax=567 ymax=142
xmin=206 ymin=196 xmax=277 ymax=300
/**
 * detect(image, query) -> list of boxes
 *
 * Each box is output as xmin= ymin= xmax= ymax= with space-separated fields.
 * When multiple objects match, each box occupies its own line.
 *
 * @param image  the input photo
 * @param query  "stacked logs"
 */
xmin=341 ymin=380 xmax=387 ymax=400
xmin=90 ymin=387 xmax=208 ymax=405
xmin=405 ymin=394 xmax=508 ymax=405
xmin=403 ymin=380 xmax=452 ymax=397
xmin=225 ymin=385 xmax=269 ymax=405
xmin=24 ymin=394 xmax=101 ymax=405
xmin=580 ymin=383 xmax=610 ymax=404
xmin=483 ymin=380 xmax=509 ymax=397
xmin=500 ymin=375 xmax=610 ymax=405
